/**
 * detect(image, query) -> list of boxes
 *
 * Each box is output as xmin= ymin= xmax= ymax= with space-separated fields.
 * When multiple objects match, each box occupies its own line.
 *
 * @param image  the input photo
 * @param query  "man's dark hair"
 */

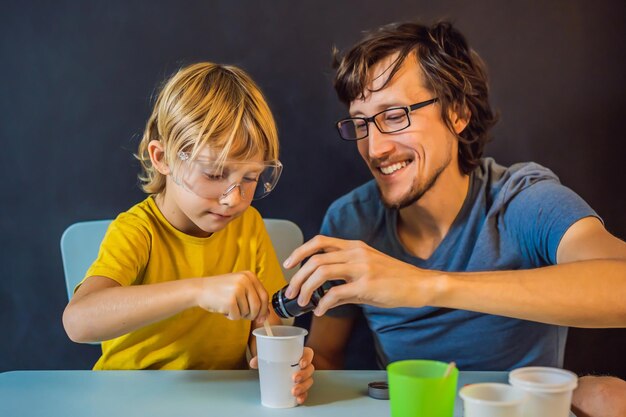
xmin=333 ymin=21 xmax=498 ymax=174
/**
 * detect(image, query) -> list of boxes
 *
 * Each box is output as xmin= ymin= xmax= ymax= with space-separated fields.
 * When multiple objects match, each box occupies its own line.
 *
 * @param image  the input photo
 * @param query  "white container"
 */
xmin=509 ymin=366 xmax=578 ymax=417
xmin=460 ymin=383 xmax=525 ymax=417
xmin=252 ymin=325 xmax=307 ymax=408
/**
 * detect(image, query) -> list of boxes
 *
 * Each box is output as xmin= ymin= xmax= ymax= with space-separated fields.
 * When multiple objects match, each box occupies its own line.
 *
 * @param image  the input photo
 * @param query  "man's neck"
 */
xmin=397 ymin=166 xmax=470 ymax=259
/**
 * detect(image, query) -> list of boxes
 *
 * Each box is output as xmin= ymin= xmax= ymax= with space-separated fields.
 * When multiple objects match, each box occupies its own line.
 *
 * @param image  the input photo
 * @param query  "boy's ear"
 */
xmin=147 ymin=140 xmax=171 ymax=175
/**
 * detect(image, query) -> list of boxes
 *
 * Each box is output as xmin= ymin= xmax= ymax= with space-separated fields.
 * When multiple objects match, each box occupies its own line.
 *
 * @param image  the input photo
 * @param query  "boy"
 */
xmin=63 ymin=62 xmax=314 ymax=403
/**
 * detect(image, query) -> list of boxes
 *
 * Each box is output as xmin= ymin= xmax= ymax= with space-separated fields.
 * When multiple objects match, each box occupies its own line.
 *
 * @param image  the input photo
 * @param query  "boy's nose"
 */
xmin=219 ymin=183 xmax=244 ymax=206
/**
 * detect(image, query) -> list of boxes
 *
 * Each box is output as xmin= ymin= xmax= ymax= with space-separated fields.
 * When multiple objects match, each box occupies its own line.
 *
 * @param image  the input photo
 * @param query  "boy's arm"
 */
xmin=63 ymin=271 xmax=269 ymax=343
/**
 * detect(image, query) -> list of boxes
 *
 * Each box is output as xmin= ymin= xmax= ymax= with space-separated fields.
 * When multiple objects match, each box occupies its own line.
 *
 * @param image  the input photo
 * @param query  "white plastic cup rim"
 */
xmin=460 ymin=383 xmax=526 ymax=407
xmin=252 ymin=325 xmax=308 ymax=340
xmin=509 ymin=367 xmax=578 ymax=393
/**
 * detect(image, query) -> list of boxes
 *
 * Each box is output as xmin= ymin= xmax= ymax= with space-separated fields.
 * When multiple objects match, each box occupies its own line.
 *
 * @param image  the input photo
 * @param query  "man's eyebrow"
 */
xmin=349 ymin=102 xmax=405 ymax=117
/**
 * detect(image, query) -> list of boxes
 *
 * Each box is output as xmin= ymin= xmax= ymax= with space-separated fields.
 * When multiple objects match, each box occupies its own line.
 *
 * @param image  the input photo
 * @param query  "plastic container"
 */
xmin=509 ymin=366 xmax=578 ymax=417
xmin=460 ymin=382 xmax=525 ymax=417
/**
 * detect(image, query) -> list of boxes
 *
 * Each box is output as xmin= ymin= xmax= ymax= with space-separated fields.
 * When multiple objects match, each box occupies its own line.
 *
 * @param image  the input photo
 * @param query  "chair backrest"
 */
xmin=60 ymin=218 xmax=304 ymax=302
xmin=60 ymin=219 xmax=112 ymax=301
xmin=262 ymin=218 xmax=304 ymax=282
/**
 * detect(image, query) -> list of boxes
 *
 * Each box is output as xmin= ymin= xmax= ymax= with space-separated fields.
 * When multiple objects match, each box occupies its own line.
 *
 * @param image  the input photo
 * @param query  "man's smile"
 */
xmin=377 ymin=159 xmax=413 ymax=176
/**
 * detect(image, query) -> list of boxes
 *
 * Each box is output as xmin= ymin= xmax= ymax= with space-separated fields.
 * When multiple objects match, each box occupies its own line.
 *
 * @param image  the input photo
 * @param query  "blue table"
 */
xmin=0 ymin=370 xmax=575 ymax=416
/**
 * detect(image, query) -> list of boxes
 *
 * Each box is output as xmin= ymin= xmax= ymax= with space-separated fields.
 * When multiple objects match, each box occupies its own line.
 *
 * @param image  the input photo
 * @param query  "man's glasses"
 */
xmin=336 ymin=98 xmax=438 ymax=141
xmin=173 ymin=152 xmax=283 ymax=200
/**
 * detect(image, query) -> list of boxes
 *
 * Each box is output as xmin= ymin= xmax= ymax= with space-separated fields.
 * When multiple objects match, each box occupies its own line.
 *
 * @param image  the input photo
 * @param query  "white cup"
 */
xmin=509 ymin=366 xmax=578 ymax=417
xmin=459 ymin=383 xmax=525 ymax=417
xmin=252 ymin=325 xmax=308 ymax=408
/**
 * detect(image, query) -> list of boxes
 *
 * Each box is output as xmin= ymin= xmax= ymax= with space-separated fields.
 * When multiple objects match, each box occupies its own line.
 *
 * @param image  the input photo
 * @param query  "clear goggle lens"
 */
xmin=174 ymin=152 xmax=282 ymax=200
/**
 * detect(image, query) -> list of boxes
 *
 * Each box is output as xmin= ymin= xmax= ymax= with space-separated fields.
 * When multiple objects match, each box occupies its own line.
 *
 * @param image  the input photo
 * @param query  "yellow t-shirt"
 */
xmin=84 ymin=196 xmax=286 ymax=370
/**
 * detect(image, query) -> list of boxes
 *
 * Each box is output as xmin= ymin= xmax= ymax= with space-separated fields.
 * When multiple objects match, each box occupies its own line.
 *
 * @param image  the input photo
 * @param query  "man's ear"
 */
xmin=147 ymin=140 xmax=171 ymax=175
xmin=448 ymin=103 xmax=471 ymax=135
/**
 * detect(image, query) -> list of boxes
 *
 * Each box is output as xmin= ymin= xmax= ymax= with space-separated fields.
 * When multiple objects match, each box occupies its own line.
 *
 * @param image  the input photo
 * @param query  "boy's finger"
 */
xmin=249 ymin=356 xmax=258 ymax=369
xmin=246 ymin=273 xmax=268 ymax=319
xmin=245 ymin=289 xmax=261 ymax=320
xmin=294 ymin=365 xmax=315 ymax=382
xmin=301 ymin=347 xmax=314 ymax=365
xmin=292 ymin=377 xmax=314 ymax=397
xmin=254 ymin=306 xmax=269 ymax=324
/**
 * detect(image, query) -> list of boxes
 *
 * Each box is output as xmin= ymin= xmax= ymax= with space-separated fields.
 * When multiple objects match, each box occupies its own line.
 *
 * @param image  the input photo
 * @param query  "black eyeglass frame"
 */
xmin=336 ymin=97 xmax=439 ymax=141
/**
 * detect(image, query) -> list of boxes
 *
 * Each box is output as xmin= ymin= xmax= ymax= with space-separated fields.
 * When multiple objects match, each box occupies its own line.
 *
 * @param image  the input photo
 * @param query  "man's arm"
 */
xmin=284 ymin=217 xmax=626 ymax=327
xmin=438 ymin=217 xmax=626 ymax=327
xmin=306 ymin=314 xmax=356 ymax=369
xmin=557 ymin=217 xmax=626 ymax=264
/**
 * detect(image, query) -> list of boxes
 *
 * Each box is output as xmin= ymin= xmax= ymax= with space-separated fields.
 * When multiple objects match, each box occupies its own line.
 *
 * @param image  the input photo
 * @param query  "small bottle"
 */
xmin=272 ymin=285 xmax=325 ymax=318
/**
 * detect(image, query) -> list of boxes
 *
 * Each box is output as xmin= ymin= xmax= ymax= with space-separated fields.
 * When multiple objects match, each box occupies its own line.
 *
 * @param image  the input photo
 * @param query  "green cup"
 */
xmin=387 ymin=359 xmax=458 ymax=417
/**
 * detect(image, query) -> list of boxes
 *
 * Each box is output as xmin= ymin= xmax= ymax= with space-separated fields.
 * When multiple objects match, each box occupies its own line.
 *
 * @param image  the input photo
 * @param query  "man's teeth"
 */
xmin=380 ymin=161 xmax=408 ymax=175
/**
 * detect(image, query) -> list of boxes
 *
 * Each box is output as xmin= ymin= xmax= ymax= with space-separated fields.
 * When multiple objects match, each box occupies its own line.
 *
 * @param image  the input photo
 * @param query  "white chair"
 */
xmin=60 ymin=218 xmax=303 ymax=299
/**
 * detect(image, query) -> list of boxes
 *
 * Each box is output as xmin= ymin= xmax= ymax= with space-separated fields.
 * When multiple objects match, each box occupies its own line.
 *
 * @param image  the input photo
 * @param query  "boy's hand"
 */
xmin=249 ymin=347 xmax=315 ymax=404
xmin=196 ymin=271 xmax=269 ymax=321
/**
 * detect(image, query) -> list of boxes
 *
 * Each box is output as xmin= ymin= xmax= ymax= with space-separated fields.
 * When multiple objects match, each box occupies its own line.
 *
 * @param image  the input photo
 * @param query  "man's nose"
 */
xmin=367 ymin=126 xmax=395 ymax=159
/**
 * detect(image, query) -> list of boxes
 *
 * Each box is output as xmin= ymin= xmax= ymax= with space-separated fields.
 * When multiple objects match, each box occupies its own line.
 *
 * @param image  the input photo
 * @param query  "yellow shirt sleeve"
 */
xmin=83 ymin=210 xmax=151 ymax=288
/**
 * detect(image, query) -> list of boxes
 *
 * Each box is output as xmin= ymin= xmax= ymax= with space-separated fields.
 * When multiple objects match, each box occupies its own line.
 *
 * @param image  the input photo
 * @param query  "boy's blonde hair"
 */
xmin=137 ymin=62 xmax=279 ymax=194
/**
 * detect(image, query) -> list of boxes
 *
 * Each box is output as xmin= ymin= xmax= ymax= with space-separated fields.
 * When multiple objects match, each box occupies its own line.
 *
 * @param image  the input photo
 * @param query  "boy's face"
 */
xmin=349 ymin=53 xmax=462 ymax=209
xmin=160 ymin=147 xmax=265 ymax=237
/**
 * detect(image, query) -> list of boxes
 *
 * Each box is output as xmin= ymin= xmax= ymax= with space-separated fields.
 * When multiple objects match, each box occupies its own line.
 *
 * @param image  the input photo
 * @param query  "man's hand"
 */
xmin=195 ymin=271 xmax=269 ymax=321
xmin=283 ymin=235 xmax=438 ymax=315
xmin=249 ymin=347 xmax=315 ymax=404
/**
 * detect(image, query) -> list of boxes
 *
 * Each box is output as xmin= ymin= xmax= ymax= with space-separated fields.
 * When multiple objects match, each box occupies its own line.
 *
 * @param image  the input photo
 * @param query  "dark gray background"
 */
xmin=1 ymin=1 xmax=625 ymax=377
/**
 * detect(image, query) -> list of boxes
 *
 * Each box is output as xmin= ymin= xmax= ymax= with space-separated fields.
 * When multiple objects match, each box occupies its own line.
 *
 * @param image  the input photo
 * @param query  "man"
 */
xmin=283 ymin=21 xmax=626 ymax=416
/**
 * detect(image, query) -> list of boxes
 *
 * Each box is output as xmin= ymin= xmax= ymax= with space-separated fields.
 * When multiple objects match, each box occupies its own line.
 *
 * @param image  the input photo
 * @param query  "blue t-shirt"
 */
xmin=321 ymin=158 xmax=598 ymax=371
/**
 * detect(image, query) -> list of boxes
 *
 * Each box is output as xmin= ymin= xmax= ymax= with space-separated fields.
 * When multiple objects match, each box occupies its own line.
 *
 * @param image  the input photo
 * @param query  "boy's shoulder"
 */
xmin=106 ymin=197 xmax=164 ymax=244
xmin=115 ymin=197 xmax=160 ymax=228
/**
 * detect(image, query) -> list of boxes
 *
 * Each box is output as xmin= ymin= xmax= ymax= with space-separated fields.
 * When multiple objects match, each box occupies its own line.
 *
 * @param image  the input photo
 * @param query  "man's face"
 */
xmin=349 ymin=53 xmax=460 ymax=209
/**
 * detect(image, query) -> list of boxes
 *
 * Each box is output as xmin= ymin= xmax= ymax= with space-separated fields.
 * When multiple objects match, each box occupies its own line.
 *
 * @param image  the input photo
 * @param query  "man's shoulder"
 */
xmin=327 ymin=180 xmax=383 ymax=218
xmin=479 ymin=157 xmax=559 ymax=183
xmin=477 ymin=158 xmax=561 ymax=204
xmin=323 ymin=180 xmax=386 ymax=240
